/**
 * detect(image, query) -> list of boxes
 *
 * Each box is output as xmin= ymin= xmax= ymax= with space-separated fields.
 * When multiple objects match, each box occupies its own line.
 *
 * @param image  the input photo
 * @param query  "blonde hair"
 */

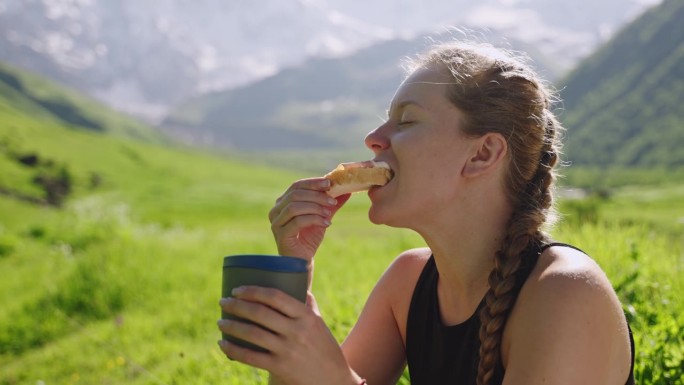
xmin=407 ymin=41 xmax=563 ymax=385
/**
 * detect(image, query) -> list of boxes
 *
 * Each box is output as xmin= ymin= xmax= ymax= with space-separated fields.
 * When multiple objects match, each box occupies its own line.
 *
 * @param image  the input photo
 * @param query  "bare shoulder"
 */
xmin=507 ymin=245 xmax=620 ymax=336
xmin=503 ymin=245 xmax=632 ymax=384
xmin=378 ymin=247 xmax=431 ymax=340
xmin=377 ymin=247 xmax=431 ymax=301
xmin=353 ymin=246 xmax=431 ymax=317
xmin=529 ymin=245 xmax=615 ymax=296
xmin=387 ymin=247 xmax=432 ymax=275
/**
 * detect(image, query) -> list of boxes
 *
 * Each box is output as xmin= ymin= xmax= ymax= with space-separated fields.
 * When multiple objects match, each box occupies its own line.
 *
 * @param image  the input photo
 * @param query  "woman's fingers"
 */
xmin=266 ymin=177 xmax=352 ymax=260
xmin=271 ymin=200 xmax=334 ymax=229
xmin=268 ymin=180 xmax=343 ymax=259
xmin=269 ymin=178 xmax=333 ymax=221
xmin=219 ymin=297 xmax=289 ymax=336
xmin=227 ymin=286 xmax=306 ymax=319
xmin=218 ymin=287 xmax=311 ymax=356
xmin=218 ymin=339 xmax=274 ymax=370
xmin=217 ymin=318 xmax=281 ymax=353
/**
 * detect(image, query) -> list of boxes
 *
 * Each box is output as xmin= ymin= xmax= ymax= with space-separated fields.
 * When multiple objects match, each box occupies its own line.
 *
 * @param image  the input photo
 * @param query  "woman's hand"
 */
xmin=217 ymin=286 xmax=360 ymax=385
xmin=268 ymin=178 xmax=350 ymax=261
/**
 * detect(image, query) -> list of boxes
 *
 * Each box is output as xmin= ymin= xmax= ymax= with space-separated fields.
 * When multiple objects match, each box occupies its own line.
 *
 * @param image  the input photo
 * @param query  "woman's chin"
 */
xmin=367 ymin=206 xmax=386 ymax=225
xmin=368 ymin=204 xmax=401 ymax=227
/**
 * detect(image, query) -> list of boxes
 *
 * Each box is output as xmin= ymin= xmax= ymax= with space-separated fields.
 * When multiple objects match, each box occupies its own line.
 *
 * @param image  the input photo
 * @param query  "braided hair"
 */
xmin=406 ymin=41 xmax=563 ymax=385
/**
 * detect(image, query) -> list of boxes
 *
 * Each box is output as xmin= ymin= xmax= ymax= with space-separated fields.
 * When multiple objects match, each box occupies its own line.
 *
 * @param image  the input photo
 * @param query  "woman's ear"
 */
xmin=462 ymin=133 xmax=508 ymax=178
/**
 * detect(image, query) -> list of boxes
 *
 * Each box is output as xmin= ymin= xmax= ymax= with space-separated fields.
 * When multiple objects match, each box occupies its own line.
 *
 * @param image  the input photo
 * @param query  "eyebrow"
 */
xmin=387 ymin=99 xmax=425 ymax=117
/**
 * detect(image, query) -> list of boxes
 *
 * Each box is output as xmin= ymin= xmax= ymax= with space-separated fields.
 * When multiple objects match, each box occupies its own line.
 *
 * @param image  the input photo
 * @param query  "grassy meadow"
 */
xmin=1 ymin=118 xmax=683 ymax=384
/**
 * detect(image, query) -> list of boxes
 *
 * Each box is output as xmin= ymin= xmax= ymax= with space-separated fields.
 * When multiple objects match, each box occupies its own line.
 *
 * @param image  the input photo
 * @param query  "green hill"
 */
xmin=0 ymin=61 xmax=163 ymax=142
xmin=0 ymin=59 xmax=289 ymax=384
xmin=0 ymin=61 xmax=296 ymax=216
xmin=0 ymin=61 xmax=176 ymax=207
xmin=559 ymin=0 xmax=684 ymax=168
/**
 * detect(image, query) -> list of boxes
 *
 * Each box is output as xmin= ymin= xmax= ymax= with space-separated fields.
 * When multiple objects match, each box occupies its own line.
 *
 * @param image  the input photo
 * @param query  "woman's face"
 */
xmin=364 ymin=64 xmax=477 ymax=229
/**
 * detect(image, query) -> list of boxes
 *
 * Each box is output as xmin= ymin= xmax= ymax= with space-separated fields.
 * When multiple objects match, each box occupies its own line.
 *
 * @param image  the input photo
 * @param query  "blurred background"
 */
xmin=2 ymin=0 xmax=681 ymax=172
xmin=1 ymin=1 xmax=683 ymax=384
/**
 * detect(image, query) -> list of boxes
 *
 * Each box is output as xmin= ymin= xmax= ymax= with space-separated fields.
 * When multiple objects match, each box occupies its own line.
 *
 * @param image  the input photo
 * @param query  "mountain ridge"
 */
xmin=162 ymin=31 xmax=559 ymax=154
xmin=0 ymin=0 xmax=659 ymax=120
xmin=559 ymin=0 xmax=684 ymax=168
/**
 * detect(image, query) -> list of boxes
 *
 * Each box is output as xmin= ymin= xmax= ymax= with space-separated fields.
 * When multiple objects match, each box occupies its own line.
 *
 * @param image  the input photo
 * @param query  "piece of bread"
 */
xmin=324 ymin=161 xmax=393 ymax=198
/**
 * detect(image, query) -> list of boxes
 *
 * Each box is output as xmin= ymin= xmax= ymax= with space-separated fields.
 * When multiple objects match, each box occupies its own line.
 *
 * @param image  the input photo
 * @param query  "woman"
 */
xmin=217 ymin=41 xmax=635 ymax=385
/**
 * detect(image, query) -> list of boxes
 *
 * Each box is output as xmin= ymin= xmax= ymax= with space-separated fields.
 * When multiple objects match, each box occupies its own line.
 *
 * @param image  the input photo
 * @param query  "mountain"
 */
xmin=559 ymin=0 xmax=684 ymax=168
xmin=0 ymin=0 xmax=660 ymax=120
xmin=161 ymin=37 xmax=418 ymax=151
xmin=161 ymin=32 xmax=559 ymax=155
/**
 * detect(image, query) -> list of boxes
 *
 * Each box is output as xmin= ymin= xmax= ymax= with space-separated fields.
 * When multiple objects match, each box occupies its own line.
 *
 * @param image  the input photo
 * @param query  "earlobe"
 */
xmin=462 ymin=133 xmax=507 ymax=178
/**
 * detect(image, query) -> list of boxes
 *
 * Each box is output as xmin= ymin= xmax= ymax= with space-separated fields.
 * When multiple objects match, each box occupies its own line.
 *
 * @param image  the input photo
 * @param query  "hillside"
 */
xmin=0 ymin=61 xmax=162 ymax=142
xmin=0 ymin=61 xmax=174 ymax=208
xmin=0 ymin=61 xmax=295 ymax=215
xmin=559 ymin=0 xmax=684 ymax=168
xmin=0 ymin=61 xmax=313 ymax=384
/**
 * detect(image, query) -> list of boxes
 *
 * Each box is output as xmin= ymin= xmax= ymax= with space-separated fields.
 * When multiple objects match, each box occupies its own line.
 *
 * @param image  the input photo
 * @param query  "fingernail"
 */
xmin=323 ymin=208 xmax=332 ymax=216
xmin=231 ymin=287 xmax=245 ymax=296
xmin=323 ymin=219 xmax=332 ymax=227
xmin=321 ymin=179 xmax=331 ymax=188
xmin=218 ymin=340 xmax=235 ymax=361
xmin=327 ymin=197 xmax=337 ymax=205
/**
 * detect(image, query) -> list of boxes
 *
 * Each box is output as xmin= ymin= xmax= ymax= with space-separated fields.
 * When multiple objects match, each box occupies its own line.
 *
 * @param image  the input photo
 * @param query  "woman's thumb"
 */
xmin=306 ymin=291 xmax=321 ymax=315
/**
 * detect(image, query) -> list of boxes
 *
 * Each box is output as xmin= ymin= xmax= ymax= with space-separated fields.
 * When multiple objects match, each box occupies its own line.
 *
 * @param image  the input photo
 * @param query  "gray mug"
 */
xmin=221 ymin=254 xmax=308 ymax=352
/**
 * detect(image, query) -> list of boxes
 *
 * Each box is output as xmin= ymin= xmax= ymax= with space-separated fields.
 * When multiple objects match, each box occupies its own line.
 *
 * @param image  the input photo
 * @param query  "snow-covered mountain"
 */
xmin=0 ymin=0 xmax=661 ymax=121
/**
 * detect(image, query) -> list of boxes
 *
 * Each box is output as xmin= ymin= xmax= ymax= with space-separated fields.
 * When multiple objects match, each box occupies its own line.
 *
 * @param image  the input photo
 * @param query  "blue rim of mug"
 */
xmin=223 ymin=255 xmax=308 ymax=273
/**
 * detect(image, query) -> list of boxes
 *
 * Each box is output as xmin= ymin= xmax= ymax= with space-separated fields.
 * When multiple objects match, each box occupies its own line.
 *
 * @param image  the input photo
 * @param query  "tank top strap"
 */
xmin=540 ymin=241 xmax=588 ymax=254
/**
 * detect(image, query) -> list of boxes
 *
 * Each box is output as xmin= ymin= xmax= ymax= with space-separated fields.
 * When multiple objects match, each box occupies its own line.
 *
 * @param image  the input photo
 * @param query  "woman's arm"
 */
xmin=341 ymin=249 xmax=430 ymax=385
xmin=222 ymin=176 xmax=427 ymax=384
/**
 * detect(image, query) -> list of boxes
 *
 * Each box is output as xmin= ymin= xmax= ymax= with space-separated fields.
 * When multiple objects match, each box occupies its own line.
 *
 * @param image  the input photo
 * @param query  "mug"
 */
xmin=221 ymin=254 xmax=308 ymax=352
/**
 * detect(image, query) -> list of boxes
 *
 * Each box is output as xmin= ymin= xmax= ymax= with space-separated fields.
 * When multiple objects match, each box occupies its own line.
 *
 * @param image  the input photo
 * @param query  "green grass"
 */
xmin=1 ymin=113 xmax=683 ymax=384
xmin=1 ymin=182 xmax=682 ymax=384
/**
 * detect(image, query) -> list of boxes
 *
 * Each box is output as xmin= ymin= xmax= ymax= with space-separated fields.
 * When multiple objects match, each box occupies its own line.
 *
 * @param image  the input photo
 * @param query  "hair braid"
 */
xmin=476 ymin=111 xmax=561 ymax=385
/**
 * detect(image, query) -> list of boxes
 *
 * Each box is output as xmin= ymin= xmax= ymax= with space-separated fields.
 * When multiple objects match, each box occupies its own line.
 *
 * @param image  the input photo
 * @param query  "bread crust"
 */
xmin=324 ymin=161 xmax=393 ymax=197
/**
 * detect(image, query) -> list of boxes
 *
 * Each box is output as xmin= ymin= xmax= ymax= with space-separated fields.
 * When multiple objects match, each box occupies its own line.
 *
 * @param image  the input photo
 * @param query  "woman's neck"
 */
xmin=418 ymin=185 xmax=512 ymax=324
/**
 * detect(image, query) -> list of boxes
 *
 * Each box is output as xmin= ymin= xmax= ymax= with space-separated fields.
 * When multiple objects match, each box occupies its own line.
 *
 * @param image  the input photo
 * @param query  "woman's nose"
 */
xmin=365 ymin=124 xmax=390 ymax=153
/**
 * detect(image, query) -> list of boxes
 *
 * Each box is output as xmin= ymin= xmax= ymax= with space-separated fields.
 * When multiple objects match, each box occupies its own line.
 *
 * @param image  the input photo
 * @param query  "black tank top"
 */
xmin=405 ymin=242 xmax=635 ymax=385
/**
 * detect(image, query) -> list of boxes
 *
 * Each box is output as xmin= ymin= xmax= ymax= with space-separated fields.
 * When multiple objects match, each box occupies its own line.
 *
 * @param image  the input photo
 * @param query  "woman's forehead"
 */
xmin=390 ymin=67 xmax=453 ymax=109
xmin=403 ymin=64 xmax=452 ymax=86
